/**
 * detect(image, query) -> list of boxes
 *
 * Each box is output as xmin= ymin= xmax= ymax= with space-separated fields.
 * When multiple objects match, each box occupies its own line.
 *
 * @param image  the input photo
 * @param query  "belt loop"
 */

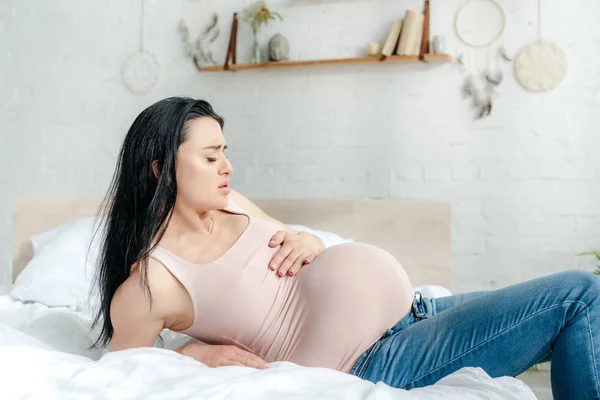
xmin=412 ymin=291 xmax=429 ymax=321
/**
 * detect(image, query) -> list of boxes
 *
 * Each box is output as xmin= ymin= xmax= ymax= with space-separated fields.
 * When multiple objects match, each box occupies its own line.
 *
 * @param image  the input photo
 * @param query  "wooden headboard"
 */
xmin=12 ymin=197 xmax=452 ymax=288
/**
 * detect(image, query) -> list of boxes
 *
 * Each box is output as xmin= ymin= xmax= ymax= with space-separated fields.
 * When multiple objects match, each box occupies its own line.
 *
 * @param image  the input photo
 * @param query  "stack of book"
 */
xmin=380 ymin=10 xmax=425 ymax=57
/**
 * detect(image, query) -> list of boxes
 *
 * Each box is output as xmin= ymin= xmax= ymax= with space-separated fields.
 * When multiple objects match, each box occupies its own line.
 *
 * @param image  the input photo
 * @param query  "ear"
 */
xmin=152 ymin=160 xmax=160 ymax=179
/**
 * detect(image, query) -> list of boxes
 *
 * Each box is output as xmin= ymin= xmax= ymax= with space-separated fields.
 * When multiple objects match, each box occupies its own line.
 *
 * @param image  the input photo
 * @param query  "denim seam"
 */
xmin=357 ymin=343 xmax=375 ymax=377
xmin=348 ymin=356 xmax=361 ymax=376
xmin=357 ymin=341 xmax=380 ymax=378
xmin=350 ymin=346 xmax=368 ymax=377
xmin=402 ymin=300 xmax=591 ymax=388
xmin=582 ymin=304 xmax=600 ymax=396
xmin=350 ymin=342 xmax=373 ymax=377
xmin=355 ymin=349 xmax=369 ymax=377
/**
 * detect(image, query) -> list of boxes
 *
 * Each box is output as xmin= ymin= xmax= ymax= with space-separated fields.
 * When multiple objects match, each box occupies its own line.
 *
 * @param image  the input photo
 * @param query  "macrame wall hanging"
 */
xmin=514 ymin=0 xmax=568 ymax=93
xmin=121 ymin=0 xmax=162 ymax=95
xmin=454 ymin=0 xmax=511 ymax=119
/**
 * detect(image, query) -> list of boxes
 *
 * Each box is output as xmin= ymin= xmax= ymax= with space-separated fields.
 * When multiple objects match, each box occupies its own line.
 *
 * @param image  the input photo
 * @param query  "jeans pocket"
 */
xmin=353 ymin=340 xmax=382 ymax=379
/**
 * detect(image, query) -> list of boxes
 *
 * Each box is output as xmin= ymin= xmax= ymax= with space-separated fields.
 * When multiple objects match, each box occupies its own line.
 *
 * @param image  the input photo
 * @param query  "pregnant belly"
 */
xmin=287 ymin=242 xmax=414 ymax=372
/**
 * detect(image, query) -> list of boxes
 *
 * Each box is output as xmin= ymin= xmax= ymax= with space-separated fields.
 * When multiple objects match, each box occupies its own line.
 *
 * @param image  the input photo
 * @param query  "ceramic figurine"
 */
xmin=269 ymin=33 xmax=289 ymax=61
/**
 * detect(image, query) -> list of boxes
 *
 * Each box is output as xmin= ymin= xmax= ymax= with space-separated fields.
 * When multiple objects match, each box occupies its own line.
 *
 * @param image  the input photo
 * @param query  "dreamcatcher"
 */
xmin=121 ymin=0 xmax=162 ymax=95
xmin=454 ymin=0 xmax=511 ymax=119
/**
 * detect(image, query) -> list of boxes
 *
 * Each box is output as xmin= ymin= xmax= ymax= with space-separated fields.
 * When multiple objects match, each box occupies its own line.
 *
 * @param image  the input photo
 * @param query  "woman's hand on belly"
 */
xmin=267 ymin=231 xmax=325 ymax=277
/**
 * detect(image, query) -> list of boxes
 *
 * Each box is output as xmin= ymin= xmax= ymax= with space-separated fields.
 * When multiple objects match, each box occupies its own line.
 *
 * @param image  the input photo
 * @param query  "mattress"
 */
xmin=0 ymin=295 xmax=538 ymax=400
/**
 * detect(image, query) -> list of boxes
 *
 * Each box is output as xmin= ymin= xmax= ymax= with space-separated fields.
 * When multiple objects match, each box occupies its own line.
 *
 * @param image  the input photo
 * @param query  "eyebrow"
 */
xmin=202 ymin=144 xmax=228 ymax=151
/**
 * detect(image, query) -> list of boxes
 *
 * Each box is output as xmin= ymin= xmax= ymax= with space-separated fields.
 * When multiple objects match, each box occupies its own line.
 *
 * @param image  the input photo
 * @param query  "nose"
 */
xmin=221 ymin=156 xmax=234 ymax=175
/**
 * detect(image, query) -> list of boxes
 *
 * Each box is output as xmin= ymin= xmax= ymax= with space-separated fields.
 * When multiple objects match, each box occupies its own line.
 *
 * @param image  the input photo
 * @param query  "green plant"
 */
xmin=242 ymin=1 xmax=283 ymax=34
xmin=578 ymin=250 xmax=600 ymax=275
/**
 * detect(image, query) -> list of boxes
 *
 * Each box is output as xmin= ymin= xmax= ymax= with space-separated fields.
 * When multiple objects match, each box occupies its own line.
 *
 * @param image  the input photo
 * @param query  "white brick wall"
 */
xmin=1 ymin=0 xmax=599 ymax=294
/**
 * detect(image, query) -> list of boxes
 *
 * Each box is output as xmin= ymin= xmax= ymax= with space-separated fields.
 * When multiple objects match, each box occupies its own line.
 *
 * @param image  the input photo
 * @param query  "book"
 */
xmin=412 ymin=13 xmax=425 ymax=55
xmin=381 ymin=19 xmax=403 ymax=57
xmin=395 ymin=10 xmax=424 ymax=56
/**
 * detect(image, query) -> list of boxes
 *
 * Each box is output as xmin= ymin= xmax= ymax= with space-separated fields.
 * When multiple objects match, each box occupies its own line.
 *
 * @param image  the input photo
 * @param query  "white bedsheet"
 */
xmin=0 ymin=295 xmax=537 ymax=400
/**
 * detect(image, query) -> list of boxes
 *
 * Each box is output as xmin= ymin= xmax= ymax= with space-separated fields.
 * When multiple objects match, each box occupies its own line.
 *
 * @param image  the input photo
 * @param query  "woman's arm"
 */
xmin=108 ymin=260 xmax=267 ymax=369
xmin=107 ymin=264 xmax=172 ymax=352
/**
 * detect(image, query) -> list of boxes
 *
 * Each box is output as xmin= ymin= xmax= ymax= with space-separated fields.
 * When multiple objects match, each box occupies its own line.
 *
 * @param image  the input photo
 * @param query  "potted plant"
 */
xmin=242 ymin=1 xmax=283 ymax=63
xmin=579 ymin=250 xmax=600 ymax=275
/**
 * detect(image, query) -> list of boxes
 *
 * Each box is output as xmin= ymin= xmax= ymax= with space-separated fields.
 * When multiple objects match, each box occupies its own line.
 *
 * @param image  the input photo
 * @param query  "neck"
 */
xmin=167 ymin=204 xmax=215 ymax=239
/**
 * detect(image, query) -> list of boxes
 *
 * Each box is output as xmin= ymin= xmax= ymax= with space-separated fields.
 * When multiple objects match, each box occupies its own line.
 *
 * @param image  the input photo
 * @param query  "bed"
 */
xmin=1 ymin=196 xmax=537 ymax=399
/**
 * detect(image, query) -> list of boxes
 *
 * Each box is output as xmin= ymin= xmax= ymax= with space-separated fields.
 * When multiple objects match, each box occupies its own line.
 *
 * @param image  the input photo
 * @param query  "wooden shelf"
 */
xmin=198 ymin=53 xmax=452 ymax=72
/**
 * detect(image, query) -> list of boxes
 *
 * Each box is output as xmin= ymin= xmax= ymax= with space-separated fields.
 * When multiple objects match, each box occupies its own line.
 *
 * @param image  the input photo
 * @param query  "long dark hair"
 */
xmin=90 ymin=97 xmax=224 ymax=348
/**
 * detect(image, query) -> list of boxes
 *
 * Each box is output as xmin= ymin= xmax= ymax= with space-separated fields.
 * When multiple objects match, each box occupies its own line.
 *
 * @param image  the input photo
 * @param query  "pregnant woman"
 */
xmin=93 ymin=97 xmax=600 ymax=400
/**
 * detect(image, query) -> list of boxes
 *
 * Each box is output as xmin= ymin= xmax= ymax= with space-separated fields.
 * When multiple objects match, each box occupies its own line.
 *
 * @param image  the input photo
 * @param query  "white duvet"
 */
xmin=0 ymin=295 xmax=537 ymax=400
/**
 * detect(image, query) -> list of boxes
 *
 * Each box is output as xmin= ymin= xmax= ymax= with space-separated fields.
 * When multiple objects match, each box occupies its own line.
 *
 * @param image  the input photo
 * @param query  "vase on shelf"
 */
xmin=251 ymin=31 xmax=262 ymax=63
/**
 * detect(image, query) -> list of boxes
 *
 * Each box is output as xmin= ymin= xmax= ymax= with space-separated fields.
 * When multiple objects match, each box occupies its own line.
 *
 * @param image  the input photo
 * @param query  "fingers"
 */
xmin=238 ymin=349 xmax=267 ymax=366
xmin=229 ymin=361 xmax=247 ymax=367
xmin=286 ymin=254 xmax=308 ymax=276
xmin=223 ymin=360 xmax=267 ymax=370
xmin=233 ymin=348 xmax=268 ymax=369
xmin=208 ymin=345 xmax=268 ymax=370
xmin=268 ymin=231 xmax=317 ymax=277
xmin=227 ymin=361 xmax=261 ymax=369
xmin=269 ymin=230 xmax=286 ymax=247
xmin=269 ymin=243 xmax=293 ymax=273
xmin=277 ymin=248 xmax=304 ymax=277
xmin=235 ymin=356 xmax=267 ymax=369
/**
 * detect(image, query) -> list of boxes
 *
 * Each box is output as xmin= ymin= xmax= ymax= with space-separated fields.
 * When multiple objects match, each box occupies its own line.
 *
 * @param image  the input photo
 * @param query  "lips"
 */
xmin=219 ymin=178 xmax=231 ymax=188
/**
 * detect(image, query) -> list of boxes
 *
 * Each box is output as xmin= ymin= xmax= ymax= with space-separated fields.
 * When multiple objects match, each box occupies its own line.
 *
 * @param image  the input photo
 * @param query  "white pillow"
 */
xmin=31 ymin=222 xmax=73 ymax=256
xmin=414 ymin=285 xmax=452 ymax=299
xmin=11 ymin=219 xmax=354 ymax=312
xmin=11 ymin=217 xmax=103 ymax=310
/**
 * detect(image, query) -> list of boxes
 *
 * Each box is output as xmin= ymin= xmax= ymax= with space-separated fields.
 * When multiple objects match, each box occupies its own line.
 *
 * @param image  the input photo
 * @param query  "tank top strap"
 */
xmin=148 ymin=246 xmax=188 ymax=276
xmin=223 ymin=197 xmax=249 ymax=218
xmin=149 ymin=246 xmax=178 ymax=269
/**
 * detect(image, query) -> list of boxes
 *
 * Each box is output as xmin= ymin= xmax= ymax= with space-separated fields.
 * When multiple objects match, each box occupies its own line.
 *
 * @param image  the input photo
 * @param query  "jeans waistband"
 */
xmin=349 ymin=292 xmax=435 ymax=377
xmin=412 ymin=291 xmax=433 ymax=321
xmin=381 ymin=292 xmax=433 ymax=340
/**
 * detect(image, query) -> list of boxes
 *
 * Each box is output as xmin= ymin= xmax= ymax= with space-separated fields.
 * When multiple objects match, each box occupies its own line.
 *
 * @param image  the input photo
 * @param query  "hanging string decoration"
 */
xmin=122 ymin=0 xmax=162 ymax=95
xmin=455 ymin=0 xmax=509 ymax=119
xmin=514 ymin=0 xmax=567 ymax=93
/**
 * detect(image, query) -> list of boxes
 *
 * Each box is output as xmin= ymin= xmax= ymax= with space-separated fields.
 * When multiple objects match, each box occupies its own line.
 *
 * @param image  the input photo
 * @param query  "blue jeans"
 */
xmin=348 ymin=270 xmax=600 ymax=399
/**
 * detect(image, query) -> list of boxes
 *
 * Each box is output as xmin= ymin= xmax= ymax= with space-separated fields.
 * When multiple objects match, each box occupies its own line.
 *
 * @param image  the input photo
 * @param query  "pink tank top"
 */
xmin=150 ymin=198 xmax=414 ymax=372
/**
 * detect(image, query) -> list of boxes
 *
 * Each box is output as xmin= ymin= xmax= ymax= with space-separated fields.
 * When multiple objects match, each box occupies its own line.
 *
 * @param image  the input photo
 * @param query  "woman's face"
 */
xmin=174 ymin=117 xmax=233 ymax=210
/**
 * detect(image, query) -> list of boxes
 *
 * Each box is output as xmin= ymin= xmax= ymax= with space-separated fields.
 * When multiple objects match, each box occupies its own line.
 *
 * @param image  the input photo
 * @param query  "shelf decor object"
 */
xmin=199 ymin=0 xmax=451 ymax=73
xmin=242 ymin=1 xmax=283 ymax=64
xmin=122 ymin=0 xmax=161 ymax=95
xmin=454 ymin=0 xmax=508 ymax=119
xmin=514 ymin=0 xmax=567 ymax=93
